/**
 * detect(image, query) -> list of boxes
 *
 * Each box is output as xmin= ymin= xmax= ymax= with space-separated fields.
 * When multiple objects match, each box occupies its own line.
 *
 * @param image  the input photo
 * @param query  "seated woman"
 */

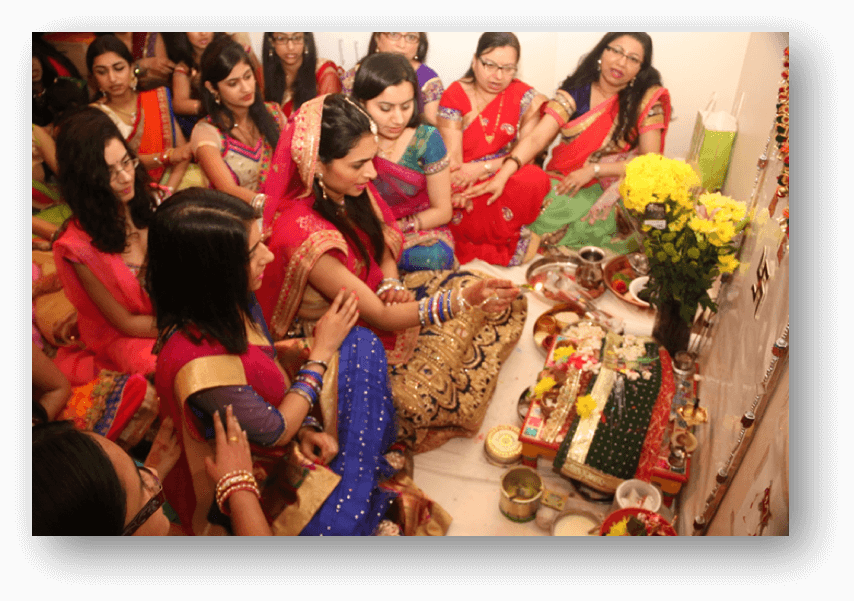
xmin=147 ymin=188 xmax=441 ymax=536
xmin=262 ymin=32 xmax=342 ymax=119
xmin=467 ymin=32 xmax=671 ymax=254
xmin=162 ymin=32 xmax=227 ymax=139
xmin=352 ymin=53 xmax=454 ymax=272
xmin=340 ymin=32 xmax=444 ymax=126
xmin=258 ymin=94 xmax=526 ymax=453
xmin=51 ymin=108 xmax=159 ymax=386
xmin=87 ymin=34 xmax=194 ymax=194
xmin=437 ymin=32 xmax=551 ymax=266
xmin=33 ymin=407 xmax=271 ymax=535
xmin=192 ymin=36 xmax=286 ymax=208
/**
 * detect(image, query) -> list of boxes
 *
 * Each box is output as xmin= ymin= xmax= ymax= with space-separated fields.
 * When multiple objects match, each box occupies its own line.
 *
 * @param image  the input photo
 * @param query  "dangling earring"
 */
xmin=628 ymin=78 xmax=635 ymax=88
xmin=304 ymin=46 xmax=309 ymax=55
xmin=214 ymin=92 xmax=221 ymax=105
xmin=597 ymin=58 xmax=601 ymax=72
xmin=130 ymin=74 xmax=138 ymax=91
xmin=414 ymin=54 xmax=419 ymax=61
xmin=316 ymin=173 xmax=329 ymax=201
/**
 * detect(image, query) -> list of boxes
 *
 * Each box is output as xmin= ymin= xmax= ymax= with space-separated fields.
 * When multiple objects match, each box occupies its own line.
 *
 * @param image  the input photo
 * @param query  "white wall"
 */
xmin=252 ymin=31 xmax=755 ymax=160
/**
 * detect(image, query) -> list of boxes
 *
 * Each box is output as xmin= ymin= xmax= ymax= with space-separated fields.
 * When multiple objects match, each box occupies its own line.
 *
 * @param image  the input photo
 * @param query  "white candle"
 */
xmin=553 ymin=514 xmax=598 ymax=536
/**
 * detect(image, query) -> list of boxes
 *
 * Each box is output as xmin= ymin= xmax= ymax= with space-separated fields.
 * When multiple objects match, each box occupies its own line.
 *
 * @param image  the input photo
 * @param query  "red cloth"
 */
xmin=52 ymin=220 xmax=156 ymax=385
xmin=439 ymin=80 xmax=550 ymax=265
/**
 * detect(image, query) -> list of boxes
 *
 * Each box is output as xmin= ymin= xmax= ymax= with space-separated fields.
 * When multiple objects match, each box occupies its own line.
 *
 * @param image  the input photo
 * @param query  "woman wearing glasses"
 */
xmin=341 ymin=32 xmax=444 ymax=126
xmin=437 ymin=32 xmax=550 ymax=266
xmin=465 ymin=32 xmax=671 ymax=254
xmin=51 ymin=108 xmax=160 ymax=386
xmin=191 ymin=36 xmax=286 ymax=206
xmin=262 ymin=32 xmax=342 ymax=118
xmin=33 ymin=406 xmax=271 ymax=535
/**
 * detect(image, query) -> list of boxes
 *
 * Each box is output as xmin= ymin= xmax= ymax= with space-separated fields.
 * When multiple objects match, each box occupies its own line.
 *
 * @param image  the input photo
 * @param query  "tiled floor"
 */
xmin=412 ymin=258 xmax=662 ymax=536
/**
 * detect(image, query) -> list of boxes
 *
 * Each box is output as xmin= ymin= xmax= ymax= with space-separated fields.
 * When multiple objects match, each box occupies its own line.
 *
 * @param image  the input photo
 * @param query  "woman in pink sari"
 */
xmin=258 ymin=94 xmax=526 ymax=453
xmin=52 ymin=108 xmax=159 ymax=386
xmin=466 ymin=32 xmax=671 ymax=254
xmin=352 ymin=52 xmax=454 ymax=272
xmin=437 ymin=32 xmax=550 ymax=266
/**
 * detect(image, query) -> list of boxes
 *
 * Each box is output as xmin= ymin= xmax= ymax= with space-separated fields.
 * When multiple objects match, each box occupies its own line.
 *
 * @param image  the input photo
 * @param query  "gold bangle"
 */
xmin=504 ymin=155 xmax=523 ymax=171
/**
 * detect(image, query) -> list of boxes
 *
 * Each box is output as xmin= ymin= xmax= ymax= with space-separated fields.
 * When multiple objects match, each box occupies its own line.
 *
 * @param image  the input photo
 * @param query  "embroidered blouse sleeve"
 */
xmin=420 ymin=125 xmax=450 ymax=174
xmin=437 ymin=82 xmax=466 ymax=122
xmin=187 ymin=385 xmax=285 ymax=446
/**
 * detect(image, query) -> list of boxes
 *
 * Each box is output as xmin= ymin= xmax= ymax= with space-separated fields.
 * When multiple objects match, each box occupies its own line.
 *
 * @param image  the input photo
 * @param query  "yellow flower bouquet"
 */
xmin=619 ymin=155 xmax=748 ymax=353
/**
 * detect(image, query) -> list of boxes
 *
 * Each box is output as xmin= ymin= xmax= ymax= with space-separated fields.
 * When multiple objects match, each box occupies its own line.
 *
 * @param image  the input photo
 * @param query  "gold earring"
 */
xmin=316 ymin=173 xmax=329 ymax=201
xmin=214 ymin=92 xmax=221 ymax=104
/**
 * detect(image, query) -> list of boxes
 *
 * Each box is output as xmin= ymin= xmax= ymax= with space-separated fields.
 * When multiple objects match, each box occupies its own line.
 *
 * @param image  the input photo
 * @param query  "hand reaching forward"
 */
xmin=310 ymin=289 xmax=360 ymax=362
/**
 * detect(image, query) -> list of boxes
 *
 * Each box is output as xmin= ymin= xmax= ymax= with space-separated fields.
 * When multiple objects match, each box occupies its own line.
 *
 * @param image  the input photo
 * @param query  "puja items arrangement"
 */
xmin=519 ymin=321 xmax=675 ymax=494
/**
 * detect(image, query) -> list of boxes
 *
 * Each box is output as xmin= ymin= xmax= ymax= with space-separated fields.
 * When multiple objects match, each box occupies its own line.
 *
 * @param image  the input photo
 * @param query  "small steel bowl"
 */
xmin=499 ymin=467 xmax=543 ymax=523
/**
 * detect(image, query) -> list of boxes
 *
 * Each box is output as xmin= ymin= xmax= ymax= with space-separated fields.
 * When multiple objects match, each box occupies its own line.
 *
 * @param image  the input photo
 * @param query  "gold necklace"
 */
xmin=232 ymin=119 xmax=258 ymax=144
xmin=474 ymin=88 xmax=503 ymax=144
xmin=110 ymin=93 xmax=138 ymax=124
xmin=377 ymin=138 xmax=397 ymax=159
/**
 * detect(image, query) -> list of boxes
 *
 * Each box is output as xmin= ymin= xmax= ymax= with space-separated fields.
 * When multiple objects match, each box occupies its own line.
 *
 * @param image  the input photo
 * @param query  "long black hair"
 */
xmin=352 ymin=52 xmax=421 ymax=128
xmin=367 ymin=32 xmax=429 ymax=63
xmin=161 ymin=32 xmax=226 ymax=71
xmin=199 ymin=36 xmax=280 ymax=149
xmin=315 ymin=94 xmax=384 ymax=269
xmin=461 ymin=32 xmax=521 ymax=81
xmin=262 ymin=32 xmax=319 ymax=113
xmin=559 ymin=32 xmax=661 ymax=151
xmin=32 ymin=421 xmax=127 ymax=536
xmin=85 ymin=34 xmax=135 ymax=103
xmin=147 ymin=188 xmax=259 ymax=355
xmin=56 ymin=107 xmax=156 ymax=254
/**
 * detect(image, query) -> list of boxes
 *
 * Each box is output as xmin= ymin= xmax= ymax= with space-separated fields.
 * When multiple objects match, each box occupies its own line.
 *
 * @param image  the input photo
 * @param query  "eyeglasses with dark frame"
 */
xmin=383 ymin=32 xmax=419 ymax=45
xmin=272 ymin=33 xmax=305 ymax=46
xmin=604 ymin=45 xmax=642 ymax=67
xmin=108 ymin=156 xmax=139 ymax=184
xmin=122 ymin=465 xmax=165 ymax=536
xmin=477 ymin=57 xmax=517 ymax=76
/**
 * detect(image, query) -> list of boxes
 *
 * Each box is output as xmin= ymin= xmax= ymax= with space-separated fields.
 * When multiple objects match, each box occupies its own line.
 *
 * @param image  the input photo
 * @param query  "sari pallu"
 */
xmin=106 ymin=87 xmax=176 ymax=182
xmin=51 ymin=220 xmax=156 ymax=386
xmin=530 ymin=85 xmax=671 ymax=253
xmin=372 ymin=124 xmax=455 ymax=272
xmin=438 ymin=80 xmax=551 ymax=266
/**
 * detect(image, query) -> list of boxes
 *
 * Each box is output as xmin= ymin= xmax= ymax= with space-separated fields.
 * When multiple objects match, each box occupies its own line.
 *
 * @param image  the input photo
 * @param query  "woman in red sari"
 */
xmin=437 ymin=32 xmax=551 ymax=266
xmin=258 ymin=94 xmax=526 ymax=453
xmin=466 ymin=32 xmax=671 ymax=254
xmin=262 ymin=32 xmax=342 ymax=118
xmin=51 ymin=108 xmax=159 ymax=386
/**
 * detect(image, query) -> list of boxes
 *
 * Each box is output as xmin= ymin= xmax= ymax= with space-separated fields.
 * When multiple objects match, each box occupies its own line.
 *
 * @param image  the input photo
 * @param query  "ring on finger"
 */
xmin=228 ymin=436 xmax=239 ymax=442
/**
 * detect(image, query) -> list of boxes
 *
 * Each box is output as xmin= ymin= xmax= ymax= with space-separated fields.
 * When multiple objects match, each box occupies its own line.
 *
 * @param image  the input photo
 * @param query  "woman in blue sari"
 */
xmin=147 ymin=188 xmax=446 ymax=535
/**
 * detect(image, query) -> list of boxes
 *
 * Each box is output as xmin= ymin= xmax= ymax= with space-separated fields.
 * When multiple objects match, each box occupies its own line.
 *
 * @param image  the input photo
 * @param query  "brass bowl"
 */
xmin=499 ymin=467 xmax=543 ymax=523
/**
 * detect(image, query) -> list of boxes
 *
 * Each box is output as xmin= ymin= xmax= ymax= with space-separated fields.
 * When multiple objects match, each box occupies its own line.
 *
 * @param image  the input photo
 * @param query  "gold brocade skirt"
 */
xmin=393 ymin=269 xmax=526 ymax=453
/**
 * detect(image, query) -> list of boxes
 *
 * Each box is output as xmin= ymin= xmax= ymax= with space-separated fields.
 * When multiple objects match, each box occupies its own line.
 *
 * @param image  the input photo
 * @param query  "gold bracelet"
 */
xmin=504 ymin=155 xmax=523 ymax=171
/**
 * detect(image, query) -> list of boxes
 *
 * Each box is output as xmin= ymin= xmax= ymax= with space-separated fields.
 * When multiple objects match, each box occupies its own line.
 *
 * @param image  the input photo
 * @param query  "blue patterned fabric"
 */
xmin=300 ymin=327 xmax=399 ymax=535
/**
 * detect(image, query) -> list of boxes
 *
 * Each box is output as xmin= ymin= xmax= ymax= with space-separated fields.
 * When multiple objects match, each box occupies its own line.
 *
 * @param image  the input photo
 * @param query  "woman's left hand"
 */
xmin=204 ymin=405 xmax=254 ymax=484
xmin=451 ymin=162 xmax=490 ymax=190
xmin=298 ymin=429 xmax=339 ymax=465
xmin=169 ymin=143 xmax=194 ymax=165
xmin=553 ymin=164 xmax=595 ymax=196
xmin=462 ymin=278 xmax=520 ymax=313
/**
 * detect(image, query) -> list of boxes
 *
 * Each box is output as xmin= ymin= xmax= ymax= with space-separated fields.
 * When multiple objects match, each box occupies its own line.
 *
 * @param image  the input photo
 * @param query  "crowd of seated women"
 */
xmin=31 ymin=31 xmax=671 ymax=536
